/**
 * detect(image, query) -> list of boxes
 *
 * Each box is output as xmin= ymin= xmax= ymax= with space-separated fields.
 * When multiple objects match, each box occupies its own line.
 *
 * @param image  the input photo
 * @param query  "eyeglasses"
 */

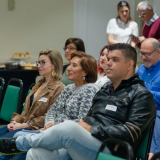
xmin=138 ymin=49 xmax=157 ymax=57
xmin=138 ymin=10 xmax=147 ymax=18
xmin=63 ymin=47 xmax=77 ymax=51
xmin=36 ymin=60 xmax=46 ymax=67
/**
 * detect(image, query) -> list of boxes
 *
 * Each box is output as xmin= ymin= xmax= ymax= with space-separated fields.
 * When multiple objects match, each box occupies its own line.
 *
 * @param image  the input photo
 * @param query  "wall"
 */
xmin=1 ymin=0 xmax=160 ymax=65
xmin=0 ymin=0 xmax=74 ymax=64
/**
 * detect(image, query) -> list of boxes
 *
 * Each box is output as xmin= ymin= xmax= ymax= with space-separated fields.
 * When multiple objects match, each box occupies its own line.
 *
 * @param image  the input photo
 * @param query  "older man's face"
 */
xmin=140 ymin=43 xmax=159 ymax=68
xmin=138 ymin=9 xmax=151 ymax=23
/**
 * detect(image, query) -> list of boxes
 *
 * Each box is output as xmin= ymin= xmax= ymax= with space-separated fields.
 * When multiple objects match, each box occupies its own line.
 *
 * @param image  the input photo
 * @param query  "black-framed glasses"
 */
xmin=138 ymin=49 xmax=157 ymax=57
xmin=63 ymin=47 xmax=77 ymax=51
xmin=36 ymin=60 xmax=46 ymax=67
xmin=138 ymin=9 xmax=148 ymax=18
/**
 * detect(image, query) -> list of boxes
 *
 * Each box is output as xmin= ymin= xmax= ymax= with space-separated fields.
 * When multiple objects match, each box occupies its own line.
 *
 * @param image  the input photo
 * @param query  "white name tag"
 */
xmin=38 ymin=97 xmax=48 ymax=102
xmin=105 ymin=105 xmax=117 ymax=112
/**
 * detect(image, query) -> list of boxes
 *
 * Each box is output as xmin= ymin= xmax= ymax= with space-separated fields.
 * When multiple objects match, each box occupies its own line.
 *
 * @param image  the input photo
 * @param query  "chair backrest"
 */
xmin=0 ymin=78 xmax=23 ymax=122
xmin=97 ymin=152 xmax=126 ymax=160
xmin=96 ymin=138 xmax=133 ymax=160
xmin=0 ymin=77 xmax=5 ymax=109
xmin=21 ymin=83 xmax=35 ymax=113
xmin=96 ymin=120 xmax=155 ymax=160
xmin=135 ymin=120 xmax=155 ymax=160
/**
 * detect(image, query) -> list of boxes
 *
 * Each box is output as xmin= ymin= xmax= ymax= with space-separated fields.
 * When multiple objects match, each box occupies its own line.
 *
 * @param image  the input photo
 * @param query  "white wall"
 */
xmin=74 ymin=0 xmax=135 ymax=60
xmin=154 ymin=0 xmax=160 ymax=15
xmin=0 ymin=0 xmax=74 ymax=64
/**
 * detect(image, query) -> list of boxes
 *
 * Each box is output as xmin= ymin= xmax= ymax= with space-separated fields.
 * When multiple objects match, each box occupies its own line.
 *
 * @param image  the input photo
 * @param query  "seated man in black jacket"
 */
xmin=0 ymin=43 xmax=156 ymax=160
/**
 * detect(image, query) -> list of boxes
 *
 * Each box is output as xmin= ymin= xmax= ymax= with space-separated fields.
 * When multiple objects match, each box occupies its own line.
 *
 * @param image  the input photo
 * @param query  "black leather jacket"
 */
xmin=83 ymin=74 xmax=156 ymax=157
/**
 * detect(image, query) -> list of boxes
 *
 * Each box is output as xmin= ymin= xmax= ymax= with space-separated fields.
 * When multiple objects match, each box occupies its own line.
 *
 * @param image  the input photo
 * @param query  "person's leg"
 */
xmin=0 ymin=128 xmax=28 ymax=160
xmin=12 ymin=131 xmax=38 ymax=160
xmin=16 ymin=120 xmax=111 ymax=160
xmin=149 ymin=113 xmax=160 ymax=160
xmin=0 ymin=126 xmax=8 ymax=137
xmin=0 ymin=127 xmax=11 ymax=159
xmin=13 ymin=130 xmax=36 ymax=138
xmin=12 ymin=153 xmax=26 ymax=160
xmin=0 ymin=128 xmax=29 ymax=138
xmin=26 ymin=148 xmax=72 ymax=160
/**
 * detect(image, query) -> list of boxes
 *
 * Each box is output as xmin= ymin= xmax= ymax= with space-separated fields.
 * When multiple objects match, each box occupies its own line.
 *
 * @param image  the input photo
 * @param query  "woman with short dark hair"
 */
xmin=61 ymin=37 xmax=85 ymax=85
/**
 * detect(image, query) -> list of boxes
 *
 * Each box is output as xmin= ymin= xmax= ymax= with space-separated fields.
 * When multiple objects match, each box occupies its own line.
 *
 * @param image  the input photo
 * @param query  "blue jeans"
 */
xmin=16 ymin=121 xmax=111 ymax=160
xmin=150 ymin=111 xmax=160 ymax=154
xmin=0 ymin=126 xmax=26 ymax=138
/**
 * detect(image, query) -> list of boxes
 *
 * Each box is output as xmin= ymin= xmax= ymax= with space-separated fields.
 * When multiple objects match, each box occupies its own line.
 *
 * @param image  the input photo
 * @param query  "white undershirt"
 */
xmin=106 ymin=18 xmax=139 ymax=43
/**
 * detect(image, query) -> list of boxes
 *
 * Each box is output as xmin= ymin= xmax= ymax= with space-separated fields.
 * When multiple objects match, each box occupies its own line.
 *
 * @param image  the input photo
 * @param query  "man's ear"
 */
xmin=148 ymin=7 xmax=153 ymax=13
xmin=127 ymin=60 xmax=134 ymax=71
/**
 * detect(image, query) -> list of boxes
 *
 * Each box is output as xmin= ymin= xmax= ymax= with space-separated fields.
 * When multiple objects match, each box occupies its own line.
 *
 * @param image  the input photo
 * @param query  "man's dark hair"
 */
xmin=108 ymin=43 xmax=137 ymax=69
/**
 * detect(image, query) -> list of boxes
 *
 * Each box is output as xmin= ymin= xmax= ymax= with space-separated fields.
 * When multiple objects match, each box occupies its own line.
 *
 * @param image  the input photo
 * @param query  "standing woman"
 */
xmin=106 ymin=1 xmax=138 ymax=47
xmin=60 ymin=38 xmax=85 ymax=85
xmin=95 ymin=45 xmax=110 ymax=89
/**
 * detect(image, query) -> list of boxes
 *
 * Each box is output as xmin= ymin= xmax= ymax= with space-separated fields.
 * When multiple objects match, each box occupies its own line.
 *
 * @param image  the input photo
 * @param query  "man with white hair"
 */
xmin=133 ymin=1 xmax=160 ymax=45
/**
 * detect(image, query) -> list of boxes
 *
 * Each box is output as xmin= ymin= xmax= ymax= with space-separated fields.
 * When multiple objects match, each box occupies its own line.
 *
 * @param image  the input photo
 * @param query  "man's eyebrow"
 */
xmin=108 ymin=56 xmax=120 ymax=59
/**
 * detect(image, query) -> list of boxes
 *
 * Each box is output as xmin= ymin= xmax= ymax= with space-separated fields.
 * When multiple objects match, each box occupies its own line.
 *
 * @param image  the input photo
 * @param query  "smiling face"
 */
xmin=67 ymin=56 xmax=87 ymax=86
xmin=140 ymin=42 xmax=159 ymax=68
xmin=64 ymin=43 xmax=77 ymax=61
xmin=118 ymin=6 xmax=130 ymax=23
xmin=99 ymin=48 xmax=108 ymax=71
xmin=38 ymin=55 xmax=54 ymax=78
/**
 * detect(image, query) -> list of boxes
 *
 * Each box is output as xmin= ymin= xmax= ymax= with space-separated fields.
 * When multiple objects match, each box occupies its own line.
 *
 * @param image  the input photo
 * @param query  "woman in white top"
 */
xmin=106 ymin=1 xmax=138 ymax=48
xmin=95 ymin=45 xmax=110 ymax=89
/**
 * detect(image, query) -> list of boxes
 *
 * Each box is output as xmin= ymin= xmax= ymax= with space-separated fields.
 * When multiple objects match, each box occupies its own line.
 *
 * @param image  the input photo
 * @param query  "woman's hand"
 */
xmin=45 ymin=122 xmax=55 ymax=130
xmin=8 ymin=122 xmax=30 ymax=131
xmin=7 ymin=121 xmax=17 ymax=131
xmin=78 ymin=119 xmax=91 ymax=133
xmin=40 ymin=128 xmax=46 ymax=131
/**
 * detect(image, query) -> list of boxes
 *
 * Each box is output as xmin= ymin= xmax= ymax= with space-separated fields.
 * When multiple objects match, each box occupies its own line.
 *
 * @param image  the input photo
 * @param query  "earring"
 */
xmin=52 ymin=69 xmax=56 ymax=77
xmin=82 ymin=76 xmax=85 ymax=80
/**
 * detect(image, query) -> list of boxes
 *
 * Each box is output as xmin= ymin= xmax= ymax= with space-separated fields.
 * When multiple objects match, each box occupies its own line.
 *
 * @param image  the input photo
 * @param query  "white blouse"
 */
xmin=95 ymin=74 xmax=110 ymax=90
xmin=106 ymin=18 xmax=139 ymax=43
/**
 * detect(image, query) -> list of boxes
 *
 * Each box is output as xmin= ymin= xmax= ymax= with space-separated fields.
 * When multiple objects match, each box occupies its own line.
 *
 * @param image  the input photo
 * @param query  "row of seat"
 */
xmin=96 ymin=120 xmax=155 ymax=160
xmin=0 ymin=77 xmax=156 ymax=159
xmin=0 ymin=77 xmax=34 ymax=124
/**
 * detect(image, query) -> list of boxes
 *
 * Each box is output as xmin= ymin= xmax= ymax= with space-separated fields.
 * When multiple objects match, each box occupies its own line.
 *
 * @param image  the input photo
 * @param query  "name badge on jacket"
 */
xmin=38 ymin=97 xmax=48 ymax=102
xmin=105 ymin=104 xmax=117 ymax=112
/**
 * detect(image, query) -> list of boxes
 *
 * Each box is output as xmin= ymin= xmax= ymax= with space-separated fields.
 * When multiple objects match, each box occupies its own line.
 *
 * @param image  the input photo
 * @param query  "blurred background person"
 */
xmin=60 ymin=38 xmax=85 ymax=86
xmin=132 ymin=1 xmax=160 ymax=47
xmin=95 ymin=45 xmax=110 ymax=89
xmin=106 ymin=1 xmax=138 ymax=47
